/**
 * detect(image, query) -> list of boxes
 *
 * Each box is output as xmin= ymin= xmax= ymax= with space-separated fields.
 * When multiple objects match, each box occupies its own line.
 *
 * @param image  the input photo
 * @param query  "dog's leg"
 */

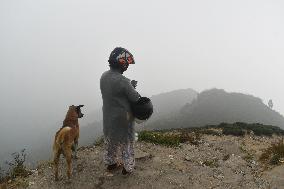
xmin=73 ymin=139 xmax=78 ymax=159
xmin=53 ymin=147 xmax=61 ymax=181
xmin=64 ymin=145 xmax=72 ymax=180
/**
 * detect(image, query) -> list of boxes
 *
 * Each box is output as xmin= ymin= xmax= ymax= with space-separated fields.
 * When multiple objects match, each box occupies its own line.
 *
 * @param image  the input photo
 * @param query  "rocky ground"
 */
xmin=5 ymin=133 xmax=284 ymax=189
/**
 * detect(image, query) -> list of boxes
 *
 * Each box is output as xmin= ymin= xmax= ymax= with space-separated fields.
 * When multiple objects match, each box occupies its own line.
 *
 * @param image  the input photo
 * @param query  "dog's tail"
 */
xmin=53 ymin=127 xmax=72 ymax=151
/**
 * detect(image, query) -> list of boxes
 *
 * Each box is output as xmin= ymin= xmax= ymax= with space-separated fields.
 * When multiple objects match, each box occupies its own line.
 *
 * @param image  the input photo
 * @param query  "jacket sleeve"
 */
xmin=124 ymin=79 xmax=140 ymax=103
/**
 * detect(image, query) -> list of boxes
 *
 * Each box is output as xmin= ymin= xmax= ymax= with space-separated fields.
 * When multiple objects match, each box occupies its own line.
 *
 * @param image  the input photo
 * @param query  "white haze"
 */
xmin=0 ymin=0 xmax=284 ymax=163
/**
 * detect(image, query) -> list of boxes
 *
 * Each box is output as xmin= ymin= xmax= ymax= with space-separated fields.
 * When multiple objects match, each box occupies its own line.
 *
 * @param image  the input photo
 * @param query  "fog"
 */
xmin=1 ymin=0 xmax=284 ymax=164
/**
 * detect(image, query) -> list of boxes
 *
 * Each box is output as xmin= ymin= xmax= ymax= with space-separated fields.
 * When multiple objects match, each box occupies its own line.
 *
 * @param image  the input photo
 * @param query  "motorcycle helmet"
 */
xmin=131 ymin=97 xmax=153 ymax=121
xmin=108 ymin=47 xmax=135 ymax=72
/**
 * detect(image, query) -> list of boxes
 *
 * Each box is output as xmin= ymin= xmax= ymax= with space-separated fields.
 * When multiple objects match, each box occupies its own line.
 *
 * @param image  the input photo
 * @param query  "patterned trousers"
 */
xmin=104 ymin=139 xmax=135 ymax=172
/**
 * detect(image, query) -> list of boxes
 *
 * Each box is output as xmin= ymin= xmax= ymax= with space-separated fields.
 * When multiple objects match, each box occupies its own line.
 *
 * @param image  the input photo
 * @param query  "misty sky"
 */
xmin=1 ymin=0 xmax=284 ymax=132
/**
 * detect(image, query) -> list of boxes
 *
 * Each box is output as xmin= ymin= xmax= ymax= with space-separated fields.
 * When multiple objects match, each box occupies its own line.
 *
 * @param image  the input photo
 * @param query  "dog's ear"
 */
xmin=78 ymin=105 xmax=84 ymax=108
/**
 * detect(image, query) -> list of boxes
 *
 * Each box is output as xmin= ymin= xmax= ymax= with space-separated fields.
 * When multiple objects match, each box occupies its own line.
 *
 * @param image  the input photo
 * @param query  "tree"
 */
xmin=268 ymin=99 xmax=273 ymax=109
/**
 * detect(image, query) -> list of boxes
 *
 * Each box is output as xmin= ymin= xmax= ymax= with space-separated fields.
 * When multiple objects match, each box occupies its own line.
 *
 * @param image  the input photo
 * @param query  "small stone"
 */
xmin=104 ymin=172 xmax=114 ymax=177
xmin=185 ymin=156 xmax=191 ymax=161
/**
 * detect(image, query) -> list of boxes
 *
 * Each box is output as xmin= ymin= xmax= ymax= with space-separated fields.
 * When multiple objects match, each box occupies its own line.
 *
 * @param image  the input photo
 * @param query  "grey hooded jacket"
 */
xmin=100 ymin=68 xmax=140 ymax=144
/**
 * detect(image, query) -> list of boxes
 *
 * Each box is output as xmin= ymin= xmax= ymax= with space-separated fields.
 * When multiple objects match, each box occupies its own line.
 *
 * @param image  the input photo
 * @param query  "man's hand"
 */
xmin=131 ymin=80 xmax=138 ymax=89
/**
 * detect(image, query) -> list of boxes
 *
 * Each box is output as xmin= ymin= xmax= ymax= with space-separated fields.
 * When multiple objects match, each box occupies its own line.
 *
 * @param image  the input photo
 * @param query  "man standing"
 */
xmin=100 ymin=47 xmax=140 ymax=175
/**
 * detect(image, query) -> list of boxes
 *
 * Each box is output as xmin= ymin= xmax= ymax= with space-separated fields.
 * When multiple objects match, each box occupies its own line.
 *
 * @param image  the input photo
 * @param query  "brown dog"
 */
xmin=53 ymin=105 xmax=84 ymax=181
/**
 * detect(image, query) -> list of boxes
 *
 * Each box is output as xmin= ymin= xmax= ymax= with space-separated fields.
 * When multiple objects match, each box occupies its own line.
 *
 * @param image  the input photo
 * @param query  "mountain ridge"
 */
xmin=146 ymin=88 xmax=284 ymax=130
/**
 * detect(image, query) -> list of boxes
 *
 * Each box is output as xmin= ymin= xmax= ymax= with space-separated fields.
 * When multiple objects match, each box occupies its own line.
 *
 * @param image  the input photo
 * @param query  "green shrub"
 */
xmin=212 ymin=122 xmax=284 ymax=136
xmin=222 ymin=127 xmax=245 ymax=136
xmin=253 ymin=127 xmax=273 ymax=136
xmin=138 ymin=131 xmax=181 ymax=147
xmin=180 ymin=131 xmax=201 ymax=145
xmin=138 ymin=130 xmax=202 ymax=147
xmin=236 ymin=123 xmax=283 ymax=136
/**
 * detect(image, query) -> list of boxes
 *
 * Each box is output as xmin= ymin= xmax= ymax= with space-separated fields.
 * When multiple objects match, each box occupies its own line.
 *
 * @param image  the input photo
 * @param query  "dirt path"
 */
xmin=18 ymin=135 xmax=284 ymax=189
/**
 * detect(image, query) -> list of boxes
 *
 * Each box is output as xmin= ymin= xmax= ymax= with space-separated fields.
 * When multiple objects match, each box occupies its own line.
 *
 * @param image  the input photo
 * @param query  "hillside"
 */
xmin=4 ymin=123 xmax=284 ymax=189
xmin=146 ymin=89 xmax=284 ymax=130
xmin=149 ymin=88 xmax=198 ymax=121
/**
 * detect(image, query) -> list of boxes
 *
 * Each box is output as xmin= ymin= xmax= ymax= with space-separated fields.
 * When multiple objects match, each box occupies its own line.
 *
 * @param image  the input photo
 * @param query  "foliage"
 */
xmin=138 ymin=131 xmax=181 ymax=147
xmin=0 ymin=166 xmax=6 ymax=184
xmin=213 ymin=122 xmax=284 ymax=137
xmin=138 ymin=129 xmax=202 ymax=147
xmin=6 ymin=149 xmax=31 ymax=179
xmin=147 ymin=122 xmax=284 ymax=139
xmin=260 ymin=140 xmax=284 ymax=165
xmin=203 ymin=159 xmax=219 ymax=168
xmin=94 ymin=136 xmax=104 ymax=146
xmin=0 ymin=149 xmax=31 ymax=186
xmin=222 ymin=127 xmax=245 ymax=136
xmin=139 ymin=122 xmax=284 ymax=148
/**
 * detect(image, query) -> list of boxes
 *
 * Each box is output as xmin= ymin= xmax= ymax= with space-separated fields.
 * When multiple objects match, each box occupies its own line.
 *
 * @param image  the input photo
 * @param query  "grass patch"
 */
xmin=138 ymin=131 xmax=181 ymax=147
xmin=243 ymin=153 xmax=254 ymax=161
xmin=215 ymin=122 xmax=284 ymax=137
xmin=139 ymin=122 xmax=284 ymax=147
xmin=203 ymin=159 xmax=219 ymax=168
xmin=9 ymin=178 xmax=29 ymax=189
xmin=151 ymin=122 xmax=284 ymax=138
xmin=260 ymin=139 xmax=284 ymax=165
xmin=138 ymin=130 xmax=202 ymax=147
xmin=239 ymin=144 xmax=255 ymax=162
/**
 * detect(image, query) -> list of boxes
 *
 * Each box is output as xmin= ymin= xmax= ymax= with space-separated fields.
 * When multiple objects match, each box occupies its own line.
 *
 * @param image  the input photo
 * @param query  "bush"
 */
xmin=253 ymin=127 xmax=273 ymax=136
xmin=138 ymin=130 xmax=202 ymax=147
xmin=94 ymin=136 xmax=104 ymax=146
xmin=212 ymin=122 xmax=284 ymax=136
xmin=222 ymin=127 xmax=245 ymax=136
xmin=138 ymin=131 xmax=181 ymax=147
xmin=6 ymin=149 xmax=31 ymax=179
xmin=260 ymin=140 xmax=284 ymax=165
